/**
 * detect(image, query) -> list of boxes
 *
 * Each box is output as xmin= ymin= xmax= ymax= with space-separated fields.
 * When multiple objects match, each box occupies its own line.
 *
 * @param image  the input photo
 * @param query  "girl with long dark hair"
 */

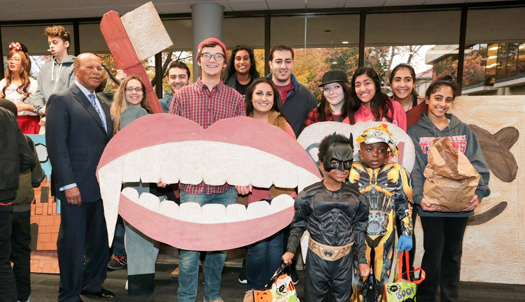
xmin=344 ymin=67 xmax=407 ymax=131
xmin=225 ymin=45 xmax=260 ymax=97
xmin=304 ymin=70 xmax=351 ymax=128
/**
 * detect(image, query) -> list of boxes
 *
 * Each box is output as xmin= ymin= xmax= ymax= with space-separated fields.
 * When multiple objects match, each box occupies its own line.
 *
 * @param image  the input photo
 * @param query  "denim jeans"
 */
xmin=177 ymin=188 xmax=237 ymax=302
xmin=246 ymin=230 xmax=283 ymax=290
xmin=112 ymin=216 xmax=126 ymax=257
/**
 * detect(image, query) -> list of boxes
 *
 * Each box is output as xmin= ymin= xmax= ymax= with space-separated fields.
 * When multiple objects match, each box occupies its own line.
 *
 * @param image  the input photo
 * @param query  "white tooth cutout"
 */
xmin=179 ymin=202 xmax=202 ymax=222
xmin=250 ymin=151 xmax=279 ymax=188
xmin=140 ymin=145 xmax=162 ymax=183
xmin=298 ymin=170 xmax=322 ymax=193
xmin=122 ymin=150 xmax=142 ymax=183
xmin=252 ymin=150 xmax=297 ymax=189
xmin=159 ymin=143 xmax=182 ymax=184
xmin=224 ymin=203 xmax=248 ymax=222
xmin=98 ymin=156 xmax=123 ymax=246
xmin=159 ymin=200 xmax=180 ymax=219
xmin=247 ymin=200 xmax=272 ymax=219
xmin=177 ymin=141 xmax=204 ymax=185
xmin=121 ymin=187 xmax=139 ymax=202
xmin=270 ymin=194 xmax=295 ymax=213
xmin=201 ymin=204 xmax=226 ymax=224
xmin=202 ymin=142 xmax=235 ymax=186
xmin=137 ymin=192 xmax=160 ymax=213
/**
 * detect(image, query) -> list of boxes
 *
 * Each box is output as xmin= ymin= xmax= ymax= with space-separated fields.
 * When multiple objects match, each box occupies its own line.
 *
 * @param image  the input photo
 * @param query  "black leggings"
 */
xmin=417 ymin=216 xmax=468 ymax=302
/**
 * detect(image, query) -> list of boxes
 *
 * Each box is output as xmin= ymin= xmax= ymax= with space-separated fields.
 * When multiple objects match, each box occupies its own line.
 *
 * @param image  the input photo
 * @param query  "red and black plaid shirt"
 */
xmin=303 ymin=107 xmax=343 ymax=129
xmin=169 ymin=78 xmax=245 ymax=194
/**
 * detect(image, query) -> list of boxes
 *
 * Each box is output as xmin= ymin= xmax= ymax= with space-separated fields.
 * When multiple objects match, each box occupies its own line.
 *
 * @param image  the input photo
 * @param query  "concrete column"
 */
xmin=191 ymin=3 xmax=224 ymax=79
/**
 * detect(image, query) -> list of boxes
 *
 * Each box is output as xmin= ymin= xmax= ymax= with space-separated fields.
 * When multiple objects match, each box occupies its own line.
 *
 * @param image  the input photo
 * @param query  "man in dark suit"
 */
xmin=46 ymin=53 xmax=115 ymax=302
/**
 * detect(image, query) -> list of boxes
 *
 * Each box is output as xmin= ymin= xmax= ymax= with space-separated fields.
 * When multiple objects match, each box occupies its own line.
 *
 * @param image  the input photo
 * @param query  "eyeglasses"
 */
xmin=201 ymin=53 xmax=225 ymax=61
xmin=125 ymin=87 xmax=143 ymax=93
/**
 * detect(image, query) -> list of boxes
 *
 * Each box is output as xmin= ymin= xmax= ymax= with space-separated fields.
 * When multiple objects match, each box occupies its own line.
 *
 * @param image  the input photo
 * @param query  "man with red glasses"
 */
xmin=168 ymin=37 xmax=249 ymax=302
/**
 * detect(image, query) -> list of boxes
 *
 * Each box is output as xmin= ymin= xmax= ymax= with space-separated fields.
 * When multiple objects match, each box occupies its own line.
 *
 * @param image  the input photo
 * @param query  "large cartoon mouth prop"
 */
xmin=96 ymin=115 xmax=321 ymax=251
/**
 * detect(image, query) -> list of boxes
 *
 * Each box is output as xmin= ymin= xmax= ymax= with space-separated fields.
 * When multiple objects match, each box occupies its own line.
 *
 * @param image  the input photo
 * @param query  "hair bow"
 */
xmin=9 ymin=42 xmax=22 ymax=51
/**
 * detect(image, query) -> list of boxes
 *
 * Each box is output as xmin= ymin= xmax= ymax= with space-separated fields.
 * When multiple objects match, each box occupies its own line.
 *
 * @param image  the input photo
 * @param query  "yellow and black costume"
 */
xmin=349 ymin=125 xmax=414 ymax=302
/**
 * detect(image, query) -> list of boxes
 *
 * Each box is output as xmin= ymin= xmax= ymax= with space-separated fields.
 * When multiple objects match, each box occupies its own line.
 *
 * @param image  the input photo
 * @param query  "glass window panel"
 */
xmin=464 ymin=7 xmax=525 ymax=94
xmin=161 ymin=19 xmax=193 ymax=98
xmin=365 ymin=10 xmax=460 ymax=90
xmin=506 ymin=43 xmax=519 ymax=79
xmin=496 ymin=43 xmax=507 ymax=81
xmin=518 ymin=43 xmax=525 ymax=77
xmin=223 ymin=17 xmax=265 ymax=82
xmin=79 ymin=22 xmax=108 ymax=53
xmin=163 ymin=19 xmax=193 ymax=52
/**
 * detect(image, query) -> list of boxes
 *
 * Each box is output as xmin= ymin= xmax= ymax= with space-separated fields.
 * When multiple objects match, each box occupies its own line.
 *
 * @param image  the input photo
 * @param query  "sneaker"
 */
xmin=125 ymin=280 xmax=128 ymax=291
xmin=238 ymin=258 xmax=247 ymax=284
xmin=170 ymin=267 xmax=180 ymax=278
xmin=243 ymin=290 xmax=254 ymax=302
xmin=204 ymin=299 xmax=224 ymax=302
xmin=108 ymin=255 xmax=127 ymax=270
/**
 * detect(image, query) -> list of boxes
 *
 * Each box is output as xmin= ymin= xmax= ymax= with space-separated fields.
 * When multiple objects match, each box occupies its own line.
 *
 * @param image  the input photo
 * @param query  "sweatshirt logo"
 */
xmin=419 ymin=135 xmax=467 ymax=154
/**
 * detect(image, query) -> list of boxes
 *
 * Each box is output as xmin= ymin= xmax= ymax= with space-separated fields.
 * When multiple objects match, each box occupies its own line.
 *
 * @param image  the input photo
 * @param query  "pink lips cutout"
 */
xmin=97 ymin=114 xmax=321 ymax=250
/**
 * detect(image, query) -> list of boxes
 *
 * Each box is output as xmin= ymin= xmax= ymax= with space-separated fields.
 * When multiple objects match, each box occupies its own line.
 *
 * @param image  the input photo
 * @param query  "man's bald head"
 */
xmin=74 ymin=53 xmax=103 ymax=92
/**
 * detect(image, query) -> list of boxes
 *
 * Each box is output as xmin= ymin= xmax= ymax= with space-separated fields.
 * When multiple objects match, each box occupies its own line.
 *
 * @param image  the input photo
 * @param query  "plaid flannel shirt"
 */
xmin=169 ymin=77 xmax=245 ymax=194
xmin=303 ymin=107 xmax=339 ymax=129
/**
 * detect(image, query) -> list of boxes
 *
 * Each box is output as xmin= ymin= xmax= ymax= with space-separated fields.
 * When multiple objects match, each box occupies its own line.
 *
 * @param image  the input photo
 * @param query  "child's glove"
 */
xmin=396 ymin=235 xmax=413 ymax=252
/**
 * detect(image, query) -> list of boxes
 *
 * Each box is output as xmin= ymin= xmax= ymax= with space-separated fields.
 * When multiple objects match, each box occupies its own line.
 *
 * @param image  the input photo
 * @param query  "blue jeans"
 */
xmin=112 ymin=216 xmax=126 ymax=257
xmin=178 ymin=188 xmax=237 ymax=302
xmin=247 ymin=230 xmax=283 ymax=290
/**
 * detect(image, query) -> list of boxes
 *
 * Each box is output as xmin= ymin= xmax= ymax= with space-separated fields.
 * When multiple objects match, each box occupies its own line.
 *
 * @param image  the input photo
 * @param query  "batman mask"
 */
xmin=323 ymin=134 xmax=354 ymax=172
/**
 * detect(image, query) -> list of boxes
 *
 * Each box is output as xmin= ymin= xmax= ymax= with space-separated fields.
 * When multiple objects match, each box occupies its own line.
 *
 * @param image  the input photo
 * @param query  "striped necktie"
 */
xmin=88 ymin=93 xmax=107 ymax=132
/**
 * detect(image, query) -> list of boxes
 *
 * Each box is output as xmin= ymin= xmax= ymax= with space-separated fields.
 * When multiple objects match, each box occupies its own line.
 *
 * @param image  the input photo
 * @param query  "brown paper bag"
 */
xmin=423 ymin=137 xmax=480 ymax=212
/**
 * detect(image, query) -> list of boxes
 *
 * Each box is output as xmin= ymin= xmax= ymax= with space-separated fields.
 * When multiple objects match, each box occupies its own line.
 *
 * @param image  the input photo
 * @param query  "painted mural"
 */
xmin=413 ymin=96 xmax=523 ymax=285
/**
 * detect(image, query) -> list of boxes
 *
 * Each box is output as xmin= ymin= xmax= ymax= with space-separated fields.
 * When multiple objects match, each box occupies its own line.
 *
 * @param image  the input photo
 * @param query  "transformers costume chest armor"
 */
xmin=350 ymin=163 xmax=413 ymax=238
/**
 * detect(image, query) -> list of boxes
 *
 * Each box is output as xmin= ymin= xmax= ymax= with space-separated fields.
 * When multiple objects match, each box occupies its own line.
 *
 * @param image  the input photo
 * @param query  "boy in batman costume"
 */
xmin=349 ymin=124 xmax=414 ymax=302
xmin=282 ymin=133 xmax=370 ymax=302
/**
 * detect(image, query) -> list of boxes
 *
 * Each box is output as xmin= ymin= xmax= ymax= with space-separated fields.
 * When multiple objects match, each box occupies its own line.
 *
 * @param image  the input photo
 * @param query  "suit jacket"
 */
xmin=46 ymin=83 xmax=113 ymax=203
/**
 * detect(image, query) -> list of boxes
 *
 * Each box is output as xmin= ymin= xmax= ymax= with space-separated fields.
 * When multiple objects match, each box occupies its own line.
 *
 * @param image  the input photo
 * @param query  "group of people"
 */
xmin=0 ymin=23 xmax=490 ymax=302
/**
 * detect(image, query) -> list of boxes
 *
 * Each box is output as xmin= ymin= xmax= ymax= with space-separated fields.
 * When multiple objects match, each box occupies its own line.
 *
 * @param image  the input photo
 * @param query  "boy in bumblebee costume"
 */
xmin=282 ymin=133 xmax=370 ymax=302
xmin=349 ymin=124 xmax=414 ymax=302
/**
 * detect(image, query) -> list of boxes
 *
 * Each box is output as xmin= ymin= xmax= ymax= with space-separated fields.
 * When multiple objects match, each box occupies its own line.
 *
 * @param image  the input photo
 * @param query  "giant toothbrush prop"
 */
xmin=100 ymin=2 xmax=171 ymax=113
